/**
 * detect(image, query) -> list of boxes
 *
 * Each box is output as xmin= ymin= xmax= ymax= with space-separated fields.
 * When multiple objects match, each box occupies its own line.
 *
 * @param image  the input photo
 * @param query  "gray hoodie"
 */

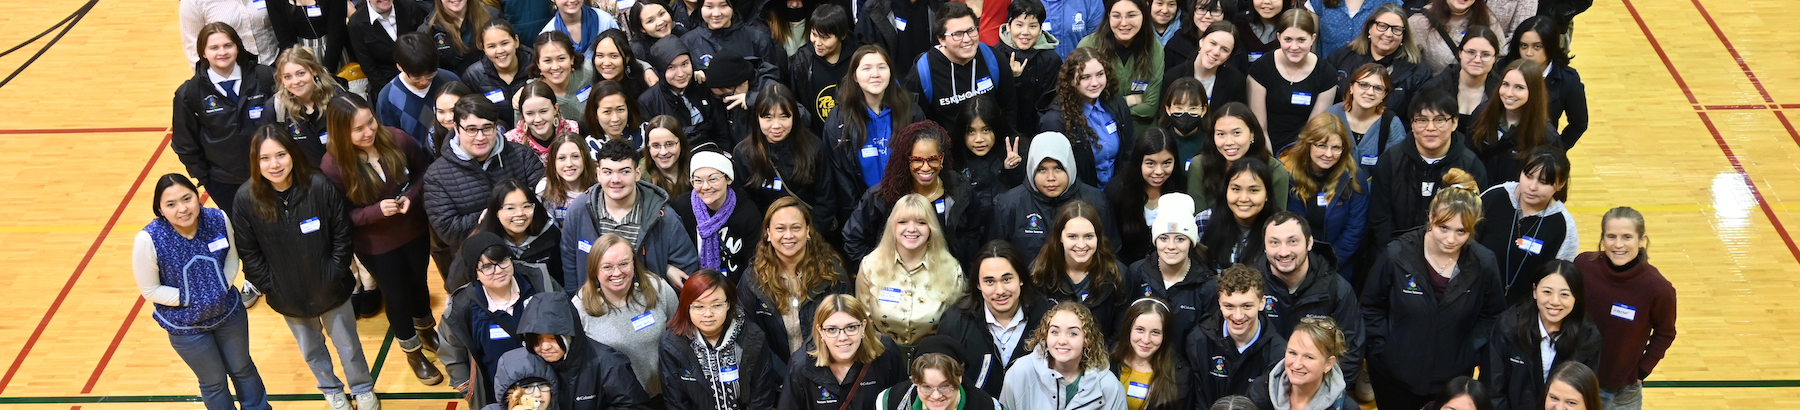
xmin=560 ymin=180 xmax=700 ymax=294
xmin=998 ymin=350 xmax=1128 ymax=410
xmin=1257 ymin=360 xmax=1347 ymax=410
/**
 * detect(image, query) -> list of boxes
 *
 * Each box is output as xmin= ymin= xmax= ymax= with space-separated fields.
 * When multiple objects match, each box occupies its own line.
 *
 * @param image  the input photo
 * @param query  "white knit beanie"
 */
xmin=1150 ymin=193 xmax=1199 ymax=243
xmin=689 ymin=150 xmax=734 ymax=180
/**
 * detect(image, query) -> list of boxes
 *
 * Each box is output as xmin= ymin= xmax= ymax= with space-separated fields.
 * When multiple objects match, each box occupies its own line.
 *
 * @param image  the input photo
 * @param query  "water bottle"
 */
xmin=1073 ymin=13 xmax=1086 ymax=34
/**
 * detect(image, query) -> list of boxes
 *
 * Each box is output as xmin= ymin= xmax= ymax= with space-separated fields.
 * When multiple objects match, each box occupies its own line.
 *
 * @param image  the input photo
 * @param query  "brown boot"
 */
xmin=413 ymin=317 xmax=440 ymax=353
xmin=401 ymin=336 xmax=443 ymax=385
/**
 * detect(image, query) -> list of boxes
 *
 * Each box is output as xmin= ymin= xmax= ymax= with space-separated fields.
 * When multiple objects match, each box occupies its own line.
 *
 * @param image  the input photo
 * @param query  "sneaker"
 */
xmin=240 ymin=283 xmax=262 ymax=309
xmin=354 ymin=392 xmax=380 ymax=410
xmin=324 ymin=393 xmax=351 ymax=410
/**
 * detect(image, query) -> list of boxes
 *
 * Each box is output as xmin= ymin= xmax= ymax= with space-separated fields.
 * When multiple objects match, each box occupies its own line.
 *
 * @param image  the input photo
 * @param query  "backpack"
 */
xmin=915 ymin=44 xmax=1002 ymax=101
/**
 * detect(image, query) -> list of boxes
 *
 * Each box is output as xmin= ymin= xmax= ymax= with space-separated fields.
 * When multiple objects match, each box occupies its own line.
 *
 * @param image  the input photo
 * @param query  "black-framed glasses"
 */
xmin=1371 ymin=21 xmax=1404 ymax=35
xmin=478 ymin=261 xmax=512 ymax=276
xmin=819 ymin=322 xmax=864 ymax=337
xmin=942 ymin=28 xmax=979 ymax=42
xmin=519 ymin=381 xmax=552 ymax=394
xmin=460 ymin=124 xmax=499 ymax=135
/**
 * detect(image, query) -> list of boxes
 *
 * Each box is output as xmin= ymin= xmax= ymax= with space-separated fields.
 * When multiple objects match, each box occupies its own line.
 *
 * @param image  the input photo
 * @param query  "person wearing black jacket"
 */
xmin=841 ymin=121 xmax=988 ymax=267
xmin=1505 ymin=16 xmax=1589 ymax=148
xmin=639 ymin=36 xmax=727 ymax=149
xmin=1039 ymin=47 xmax=1138 ymax=188
xmin=487 ymin=348 xmax=561 ymax=410
xmin=1323 ymin=4 xmax=1430 ymax=118
xmin=902 ymin=2 xmax=1016 ymax=132
xmin=1122 ymin=193 xmax=1214 ymax=353
xmin=476 ymin=180 xmax=565 ymax=284
xmin=423 ymin=95 xmax=545 ymax=272
xmin=787 ymin=4 xmax=856 ymax=136
xmin=1030 ymin=200 xmax=1132 ymax=342
xmin=1360 ymin=172 xmax=1506 ymax=410
xmin=1162 ymin=21 xmax=1248 ymax=112
xmin=1185 ymin=264 xmax=1287 ymax=406
xmin=733 ymin=84 xmax=844 ymax=235
xmin=671 ymin=152 xmax=765 ymax=278
xmin=951 ymin=95 xmax=1027 ymax=209
xmin=1474 ymin=147 xmax=1579 ymax=306
xmin=267 ymin=0 xmax=351 ymax=75
xmin=461 ymin=19 xmax=536 ymax=126
xmin=931 ymin=241 xmax=1051 ymax=397
xmin=1247 ymin=212 xmax=1365 ymax=383
xmin=681 ymin=0 xmax=789 ymax=83
xmin=1479 ymin=261 xmax=1601 ymax=410
xmin=988 ymin=133 xmax=1117 ymax=263
xmin=176 ymin=23 xmax=276 ymax=215
xmin=993 ymin=0 xmax=1063 ymax=136
xmin=659 ymin=270 xmax=782 ymax=410
xmin=738 ymin=196 xmax=854 ymax=357
xmin=777 ymin=294 xmax=910 ymax=410
xmin=231 ymin=127 xmax=375 ymax=410
xmin=517 ymin=291 xmax=655 ymax=410
xmin=854 ymin=0 xmax=942 ymax=75
xmin=347 ymin=0 xmax=432 ymax=98
xmin=441 ymin=234 xmax=558 ymax=410
xmin=427 ymin=0 xmax=497 ymax=74
xmin=1366 ymin=89 xmax=1488 ymax=246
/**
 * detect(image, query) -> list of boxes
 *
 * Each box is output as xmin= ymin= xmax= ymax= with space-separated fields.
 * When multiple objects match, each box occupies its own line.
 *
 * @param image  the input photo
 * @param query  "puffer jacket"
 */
xmin=174 ymin=58 xmax=276 ymax=186
xmin=424 ymin=138 xmax=545 ymax=253
xmin=485 ymin=348 xmax=565 ymax=410
xmin=517 ymin=291 xmax=654 ymax=410
xmin=840 ymin=172 xmax=988 ymax=269
xmin=231 ymin=172 xmax=355 ymax=318
xmin=561 ymin=181 xmax=700 ymax=294
xmin=659 ymin=317 xmax=783 ymax=410
xmin=998 ymin=350 xmax=1128 ymax=410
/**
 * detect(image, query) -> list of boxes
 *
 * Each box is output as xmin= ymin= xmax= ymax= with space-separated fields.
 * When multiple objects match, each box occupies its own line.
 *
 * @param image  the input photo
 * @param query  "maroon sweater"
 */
xmin=320 ymin=127 xmax=431 ymax=255
xmin=1574 ymin=251 xmax=1678 ymax=391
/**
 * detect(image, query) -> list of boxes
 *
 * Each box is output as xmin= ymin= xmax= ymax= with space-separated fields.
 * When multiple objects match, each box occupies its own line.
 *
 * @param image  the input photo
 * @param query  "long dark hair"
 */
xmin=1508 ymin=15 xmax=1571 ymax=67
xmin=955 ymin=240 xmax=1040 ymax=311
xmin=1114 ymin=128 xmax=1186 ymax=244
xmin=477 ymin=179 xmax=550 ymax=236
xmin=245 ymin=125 xmax=319 ymax=221
xmin=543 ymin=132 xmax=599 ymax=208
xmin=1109 ymin=298 xmax=1185 ymax=408
xmin=1506 ymin=261 xmax=1598 ymax=362
xmin=738 ymin=82 xmax=824 ymax=187
xmin=834 ymin=46 xmax=915 ymax=148
xmin=324 ymin=93 xmax=409 ymax=206
xmin=1200 ymin=158 xmax=1273 ymax=266
xmin=1438 ymin=376 xmax=1494 ymax=410
xmin=1519 ymin=145 xmax=1571 ymax=202
xmin=872 ymin=121 xmax=952 ymax=203
xmin=1093 ymin=0 xmax=1156 ymax=80
xmin=1425 ymin=0 xmax=1493 ymax=33
xmin=582 ymin=79 xmax=645 ymax=141
xmin=953 ymin=94 xmax=1015 ymax=162
xmin=1031 ymin=200 xmax=1123 ymax=295
xmin=1471 ymin=59 xmax=1550 ymax=161
xmin=1056 ymin=48 xmax=1117 ymax=145
xmin=428 ymin=81 xmax=475 ymax=154
xmin=1199 ymin=102 xmax=1271 ymax=200
xmin=592 ymin=29 xmax=645 ymax=97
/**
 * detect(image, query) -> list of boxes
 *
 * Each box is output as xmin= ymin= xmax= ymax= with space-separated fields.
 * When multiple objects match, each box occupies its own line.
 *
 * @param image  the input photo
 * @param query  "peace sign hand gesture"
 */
xmin=1003 ymin=136 xmax=1023 ymax=169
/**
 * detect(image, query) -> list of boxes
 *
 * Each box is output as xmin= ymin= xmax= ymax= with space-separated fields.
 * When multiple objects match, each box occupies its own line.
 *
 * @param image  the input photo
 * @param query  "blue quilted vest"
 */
xmin=145 ymin=208 xmax=241 ymax=335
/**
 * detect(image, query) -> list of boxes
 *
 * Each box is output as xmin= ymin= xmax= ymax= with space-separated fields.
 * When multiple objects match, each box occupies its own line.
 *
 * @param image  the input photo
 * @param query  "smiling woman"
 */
xmin=856 ymin=194 xmax=967 ymax=346
xmin=776 ymin=294 xmax=908 ymax=410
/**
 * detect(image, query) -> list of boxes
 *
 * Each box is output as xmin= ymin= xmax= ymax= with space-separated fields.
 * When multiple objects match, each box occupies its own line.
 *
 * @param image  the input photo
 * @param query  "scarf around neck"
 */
xmin=691 ymin=188 xmax=738 ymax=271
xmin=693 ymin=314 xmax=746 ymax=410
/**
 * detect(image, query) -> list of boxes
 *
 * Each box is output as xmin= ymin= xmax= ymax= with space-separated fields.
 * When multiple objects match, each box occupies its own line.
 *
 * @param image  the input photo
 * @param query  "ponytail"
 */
xmin=1427 ymin=168 xmax=1483 ymax=233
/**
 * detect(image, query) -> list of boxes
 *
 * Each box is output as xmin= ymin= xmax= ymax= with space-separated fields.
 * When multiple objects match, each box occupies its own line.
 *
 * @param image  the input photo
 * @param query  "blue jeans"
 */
xmin=1600 ymin=380 xmax=1644 ymax=410
xmin=168 ymin=309 xmax=271 ymax=410
xmin=282 ymin=300 xmax=374 ymax=395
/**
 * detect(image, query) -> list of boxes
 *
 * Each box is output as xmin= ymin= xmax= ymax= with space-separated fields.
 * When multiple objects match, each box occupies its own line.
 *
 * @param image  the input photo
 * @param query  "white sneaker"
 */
xmin=354 ymin=392 xmax=380 ymax=410
xmin=324 ymin=393 xmax=351 ymax=410
xmin=240 ymin=283 xmax=263 ymax=309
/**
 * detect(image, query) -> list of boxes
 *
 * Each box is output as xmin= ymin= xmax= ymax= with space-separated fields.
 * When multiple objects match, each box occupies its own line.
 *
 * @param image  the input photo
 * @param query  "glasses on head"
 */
xmin=1460 ymin=48 xmax=1496 ymax=62
xmin=689 ymin=302 xmax=730 ymax=314
xmin=942 ymin=28 xmax=979 ymax=42
xmin=1371 ymin=21 xmax=1404 ymax=35
xmin=819 ymin=322 xmax=864 ymax=337
xmin=690 ymin=174 xmax=727 ymax=187
xmin=461 ymin=124 xmax=499 ymax=135
xmin=1353 ymin=80 xmax=1387 ymax=93
xmin=1411 ymin=115 xmax=1455 ymax=128
xmin=909 ymin=154 xmax=944 ymax=167
xmin=1300 ymin=316 xmax=1338 ymax=330
xmin=478 ymin=260 xmax=512 ymax=276
xmin=520 ymin=381 xmax=552 ymax=395
xmin=916 ymin=384 xmax=958 ymax=397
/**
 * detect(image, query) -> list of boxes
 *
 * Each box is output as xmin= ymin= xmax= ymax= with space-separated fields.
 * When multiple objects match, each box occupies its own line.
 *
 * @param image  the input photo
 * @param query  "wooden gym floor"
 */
xmin=0 ymin=0 xmax=1796 ymax=408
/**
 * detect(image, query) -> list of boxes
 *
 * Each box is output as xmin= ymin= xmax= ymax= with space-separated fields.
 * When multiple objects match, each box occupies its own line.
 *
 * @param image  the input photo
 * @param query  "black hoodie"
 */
xmin=902 ymin=46 xmax=1017 ymax=132
xmin=487 ymin=348 xmax=566 ymax=410
xmin=517 ymin=292 xmax=654 ymax=410
xmin=1247 ymin=252 xmax=1366 ymax=381
xmin=786 ymin=38 xmax=858 ymax=136
xmin=639 ymin=36 xmax=728 ymax=149
xmin=1183 ymin=310 xmax=1288 ymax=406
xmin=1360 ymin=229 xmax=1506 ymax=397
xmin=776 ymin=337 xmax=909 ymax=410
xmin=1365 ymin=135 xmax=1489 ymax=244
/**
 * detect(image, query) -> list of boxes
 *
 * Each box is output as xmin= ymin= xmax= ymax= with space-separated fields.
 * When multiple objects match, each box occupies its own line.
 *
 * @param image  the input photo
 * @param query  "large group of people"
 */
xmin=149 ymin=0 xmax=1677 ymax=409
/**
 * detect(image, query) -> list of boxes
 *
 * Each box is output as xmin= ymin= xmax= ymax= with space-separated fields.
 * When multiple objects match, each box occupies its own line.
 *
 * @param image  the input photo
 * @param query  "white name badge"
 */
xmin=879 ymin=287 xmax=904 ymax=303
xmin=304 ymin=4 xmax=322 ymax=17
xmin=861 ymin=146 xmax=880 ymax=158
xmin=976 ymin=77 xmax=994 ymax=93
xmin=934 ymin=198 xmax=946 ymax=214
xmin=1515 ymin=236 xmax=1545 ymax=255
xmin=576 ymin=85 xmax=592 ymax=102
xmin=207 ymin=235 xmax=230 ymax=252
xmin=893 ymin=17 xmax=908 ymax=31
xmin=578 ymin=239 xmax=593 ymax=253
xmin=250 ymin=0 xmax=267 ymax=10
xmin=1127 ymin=381 xmax=1149 ymax=399
xmin=248 ymin=106 xmax=264 ymax=120
xmin=1316 ymin=193 xmax=1329 ymax=207
xmin=1103 ymin=121 xmax=1118 ymax=134
xmin=1131 ymin=80 xmax=1149 ymax=94
xmin=1610 ymin=303 xmax=1637 ymax=321
xmin=299 ymin=217 xmax=321 ymax=234
xmin=1042 ymin=22 xmax=1052 ymax=32
xmin=631 ymin=311 xmax=657 ymax=332
xmin=1185 ymin=158 xmax=1193 ymax=171
xmin=319 ymin=132 xmax=329 ymax=144
xmin=1360 ymin=155 xmax=1378 ymax=166
xmin=488 ymin=324 xmax=509 ymax=340
xmin=1290 ymin=92 xmax=1313 ymax=106
xmin=770 ymin=176 xmax=784 ymax=190
xmin=1248 ymin=52 xmax=1264 ymax=62
xmin=485 ymin=89 xmax=506 ymax=103
xmin=1420 ymin=182 xmax=1435 ymax=197
xmin=720 ymin=366 xmax=741 ymax=383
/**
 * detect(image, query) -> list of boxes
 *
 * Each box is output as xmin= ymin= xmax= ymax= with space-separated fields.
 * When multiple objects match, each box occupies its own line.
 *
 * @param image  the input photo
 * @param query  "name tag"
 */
xmin=879 ymin=287 xmax=904 ymax=303
xmin=304 ymin=4 xmax=322 ymax=17
xmin=769 ymin=176 xmax=784 ymax=190
xmin=1103 ymin=121 xmax=1118 ymax=134
xmin=1185 ymin=158 xmax=1192 ymax=171
xmin=248 ymin=106 xmax=264 ymax=120
xmin=1515 ymin=236 xmax=1545 ymax=255
xmin=1042 ymin=22 xmax=1052 ymax=32
xmin=1130 ymin=80 xmax=1149 ymax=94
xmin=631 ymin=311 xmax=657 ymax=332
xmin=1290 ymin=92 xmax=1313 ymax=106
xmin=299 ymin=217 xmax=320 ymax=234
xmin=1316 ymin=193 xmax=1329 ymax=207
xmin=250 ymin=0 xmax=266 ymax=10
xmin=934 ymin=198 xmax=946 ymax=214
xmin=893 ymin=17 xmax=908 ymax=31
xmin=720 ymin=366 xmax=740 ymax=383
xmin=1248 ymin=52 xmax=1264 ymax=62
xmin=319 ymin=132 xmax=329 ymax=144
xmin=1610 ymin=303 xmax=1637 ymax=321
xmin=578 ymin=239 xmax=593 ymax=253
xmin=861 ymin=146 xmax=879 ymax=158
xmin=485 ymin=89 xmax=506 ymax=103
xmin=488 ymin=324 xmax=509 ymax=340
xmin=976 ymin=77 xmax=994 ymax=93
xmin=207 ymin=235 xmax=230 ymax=252
xmin=576 ymin=85 xmax=592 ymax=102
xmin=1360 ymin=155 xmax=1378 ymax=166
xmin=1420 ymin=182 xmax=1435 ymax=196
xmin=1126 ymin=381 xmax=1149 ymax=399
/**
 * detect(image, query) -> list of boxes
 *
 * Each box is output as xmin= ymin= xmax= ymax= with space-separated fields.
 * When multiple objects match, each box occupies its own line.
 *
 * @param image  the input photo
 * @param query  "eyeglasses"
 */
xmin=942 ymin=28 xmax=979 ymax=42
xmin=1310 ymin=142 xmax=1345 ymax=154
xmin=1195 ymin=9 xmax=1223 ymax=17
xmin=909 ymin=155 xmax=944 ymax=167
xmin=478 ymin=261 xmax=512 ymax=276
xmin=690 ymin=174 xmax=727 ymax=187
xmin=1353 ymin=80 xmax=1387 ymax=93
xmin=689 ymin=302 xmax=730 ymax=314
xmin=1168 ymin=107 xmax=1205 ymax=117
xmin=916 ymin=384 xmax=958 ymax=397
xmin=1460 ymin=48 xmax=1496 ymax=62
xmin=519 ymin=381 xmax=552 ymax=395
xmin=460 ymin=124 xmax=499 ymax=135
xmin=1300 ymin=316 xmax=1338 ymax=330
xmin=595 ymin=262 xmax=633 ymax=275
xmin=1370 ymin=21 xmax=1404 ymax=35
xmin=819 ymin=322 xmax=864 ymax=337
xmin=648 ymin=140 xmax=681 ymax=151
xmin=1411 ymin=115 xmax=1455 ymax=128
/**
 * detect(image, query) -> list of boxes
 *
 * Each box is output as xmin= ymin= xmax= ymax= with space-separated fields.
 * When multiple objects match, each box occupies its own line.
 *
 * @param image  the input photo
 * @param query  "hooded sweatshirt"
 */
xmin=561 ymin=180 xmax=700 ymax=295
xmin=998 ymin=350 xmax=1129 ymax=410
xmin=994 ymin=25 xmax=1063 ymax=135
xmin=987 ymin=133 xmax=1118 ymax=263
xmin=486 ymin=349 xmax=565 ymax=410
xmin=903 ymin=43 xmax=1017 ymax=131
xmin=517 ymin=292 xmax=654 ymax=410
xmin=1476 ymin=182 xmax=1580 ymax=306
xmin=1247 ymin=359 xmax=1349 ymax=410
xmin=786 ymin=37 xmax=859 ymax=136
xmin=639 ymin=36 xmax=726 ymax=149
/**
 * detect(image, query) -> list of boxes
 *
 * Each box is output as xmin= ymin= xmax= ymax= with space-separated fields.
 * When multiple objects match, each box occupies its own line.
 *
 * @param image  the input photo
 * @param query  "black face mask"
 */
xmin=778 ymin=3 xmax=813 ymax=22
xmin=1171 ymin=113 xmax=1204 ymax=135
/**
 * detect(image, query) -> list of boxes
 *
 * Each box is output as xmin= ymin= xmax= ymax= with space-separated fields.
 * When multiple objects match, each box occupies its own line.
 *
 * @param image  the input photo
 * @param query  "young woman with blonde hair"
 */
xmin=999 ymin=301 xmax=1128 ymax=410
xmin=856 ymin=194 xmax=967 ymax=347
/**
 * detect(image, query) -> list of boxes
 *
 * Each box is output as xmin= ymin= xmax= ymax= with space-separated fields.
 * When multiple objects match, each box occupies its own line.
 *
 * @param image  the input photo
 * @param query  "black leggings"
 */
xmin=1368 ymin=363 xmax=1439 ymax=410
xmin=204 ymin=182 xmax=241 ymax=216
xmin=357 ymin=236 xmax=433 ymax=340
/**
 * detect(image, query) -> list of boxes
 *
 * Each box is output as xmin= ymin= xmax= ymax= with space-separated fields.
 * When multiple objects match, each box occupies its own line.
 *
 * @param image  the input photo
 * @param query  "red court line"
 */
xmin=447 ymin=401 xmax=459 ymax=410
xmin=1621 ymin=0 xmax=1696 ymax=105
xmin=1773 ymin=111 xmax=1800 ymax=149
xmin=1703 ymin=105 xmax=1767 ymax=110
xmin=1688 ymin=0 xmax=1775 ymax=104
xmin=0 ymin=127 xmax=166 ymax=135
xmin=81 ymin=193 xmax=210 ymax=394
xmin=0 ymin=131 xmax=173 ymax=394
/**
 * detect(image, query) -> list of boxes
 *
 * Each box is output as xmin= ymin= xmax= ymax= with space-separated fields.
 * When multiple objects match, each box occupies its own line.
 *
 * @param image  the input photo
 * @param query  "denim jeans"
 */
xmin=282 ymin=300 xmax=374 ymax=395
xmin=1601 ymin=380 xmax=1644 ymax=410
xmin=168 ymin=309 xmax=271 ymax=410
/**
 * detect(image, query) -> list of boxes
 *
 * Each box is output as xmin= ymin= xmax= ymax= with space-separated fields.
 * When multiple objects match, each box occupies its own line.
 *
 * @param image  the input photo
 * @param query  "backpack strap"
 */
xmin=979 ymin=43 xmax=1000 ymax=86
xmin=1376 ymin=113 xmax=1394 ymax=156
xmin=917 ymin=52 xmax=935 ymax=100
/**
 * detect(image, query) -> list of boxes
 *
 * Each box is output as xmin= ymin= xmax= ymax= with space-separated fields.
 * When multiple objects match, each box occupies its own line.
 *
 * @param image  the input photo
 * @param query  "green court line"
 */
xmin=0 ymin=380 xmax=1789 ymax=404
xmin=369 ymin=329 xmax=395 ymax=383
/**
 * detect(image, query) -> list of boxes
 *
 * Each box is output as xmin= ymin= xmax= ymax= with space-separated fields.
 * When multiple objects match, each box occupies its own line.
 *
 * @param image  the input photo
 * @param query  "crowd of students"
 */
xmin=148 ymin=0 xmax=1674 ymax=409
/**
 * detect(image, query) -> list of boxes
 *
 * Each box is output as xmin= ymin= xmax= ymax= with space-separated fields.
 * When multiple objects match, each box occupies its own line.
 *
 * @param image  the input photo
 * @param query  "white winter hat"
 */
xmin=1150 ymin=193 xmax=1199 ymax=243
xmin=689 ymin=150 xmax=734 ymax=181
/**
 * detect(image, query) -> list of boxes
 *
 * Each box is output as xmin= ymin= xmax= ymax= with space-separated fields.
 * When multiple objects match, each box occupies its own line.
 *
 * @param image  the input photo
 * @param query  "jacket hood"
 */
xmin=516 ymin=291 xmax=592 ymax=372
xmin=1026 ymin=132 xmax=1078 ymax=194
xmin=448 ymin=134 xmax=510 ymax=164
xmin=1263 ymin=359 xmax=1347 ymax=410
xmin=1017 ymin=351 xmax=1119 ymax=408
xmin=647 ymin=36 xmax=690 ymax=73
xmin=999 ymin=24 xmax=1060 ymax=50
xmin=493 ymin=348 xmax=562 ymax=406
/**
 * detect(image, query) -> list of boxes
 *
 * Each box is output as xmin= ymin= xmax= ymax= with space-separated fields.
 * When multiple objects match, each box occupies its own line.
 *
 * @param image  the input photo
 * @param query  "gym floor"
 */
xmin=0 ymin=0 xmax=1795 ymax=408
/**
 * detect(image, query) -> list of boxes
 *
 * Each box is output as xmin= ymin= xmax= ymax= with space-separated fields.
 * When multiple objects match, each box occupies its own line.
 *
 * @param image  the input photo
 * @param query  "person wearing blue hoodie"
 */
xmin=1041 ymin=0 xmax=1103 ymax=57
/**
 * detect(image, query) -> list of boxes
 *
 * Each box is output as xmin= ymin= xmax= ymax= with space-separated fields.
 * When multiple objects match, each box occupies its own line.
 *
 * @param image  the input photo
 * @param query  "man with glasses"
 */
xmin=903 ymin=2 xmax=1016 ymax=130
xmin=425 ymin=95 xmax=544 ymax=284
xmin=563 ymin=139 xmax=700 ymax=293
xmin=441 ymin=236 xmax=558 ymax=409
xmin=514 ymin=291 xmax=654 ymax=410
xmin=1365 ymin=88 xmax=1488 ymax=245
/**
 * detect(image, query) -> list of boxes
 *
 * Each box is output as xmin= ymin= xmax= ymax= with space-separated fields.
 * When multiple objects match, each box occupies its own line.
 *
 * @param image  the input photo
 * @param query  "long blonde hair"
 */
xmin=1281 ymin=115 xmax=1362 ymax=202
xmin=806 ymin=294 xmax=888 ymax=367
xmin=272 ymin=46 xmax=342 ymax=123
xmin=750 ymin=197 xmax=843 ymax=315
xmin=1025 ymin=301 xmax=1110 ymax=372
xmin=856 ymin=194 xmax=965 ymax=325
xmin=578 ymin=233 xmax=663 ymax=316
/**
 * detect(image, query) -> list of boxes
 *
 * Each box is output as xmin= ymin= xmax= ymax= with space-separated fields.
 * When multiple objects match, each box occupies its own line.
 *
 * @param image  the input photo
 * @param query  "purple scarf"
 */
xmin=691 ymin=188 xmax=737 ymax=270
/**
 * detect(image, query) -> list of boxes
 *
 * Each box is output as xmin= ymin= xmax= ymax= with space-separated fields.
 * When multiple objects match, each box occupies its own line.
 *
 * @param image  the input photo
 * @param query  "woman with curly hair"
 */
xmin=999 ymin=301 xmax=1128 ymax=410
xmin=1040 ymin=47 xmax=1136 ymax=187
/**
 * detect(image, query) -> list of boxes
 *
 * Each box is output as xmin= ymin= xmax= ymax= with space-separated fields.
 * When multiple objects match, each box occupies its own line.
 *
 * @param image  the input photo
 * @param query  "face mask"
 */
xmin=1171 ymin=114 xmax=1204 ymax=135
xmin=778 ymin=3 xmax=812 ymax=22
